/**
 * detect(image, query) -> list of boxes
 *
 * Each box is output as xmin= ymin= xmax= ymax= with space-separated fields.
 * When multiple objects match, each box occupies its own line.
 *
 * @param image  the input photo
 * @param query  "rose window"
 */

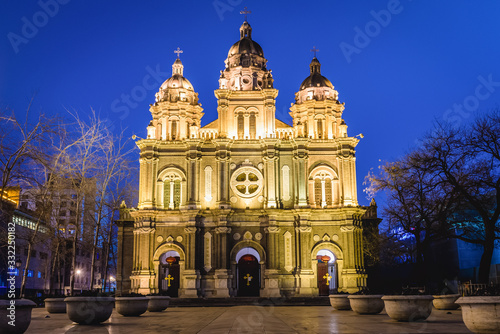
xmin=230 ymin=167 xmax=263 ymax=199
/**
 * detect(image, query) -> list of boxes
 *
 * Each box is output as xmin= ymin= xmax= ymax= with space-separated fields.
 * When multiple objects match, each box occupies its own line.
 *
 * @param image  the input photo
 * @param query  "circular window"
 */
xmin=230 ymin=166 xmax=263 ymax=199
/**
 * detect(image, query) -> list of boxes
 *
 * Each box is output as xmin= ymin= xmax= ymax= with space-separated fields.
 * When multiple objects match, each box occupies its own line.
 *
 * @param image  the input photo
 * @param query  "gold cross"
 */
xmin=165 ymin=274 xmax=174 ymax=287
xmin=174 ymin=47 xmax=183 ymax=59
xmin=240 ymin=7 xmax=251 ymax=21
xmin=311 ymin=46 xmax=319 ymax=57
xmin=323 ymin=273 xmax=331 ymax=286
xmin=243 ymin=273 xmax=253 ymax=286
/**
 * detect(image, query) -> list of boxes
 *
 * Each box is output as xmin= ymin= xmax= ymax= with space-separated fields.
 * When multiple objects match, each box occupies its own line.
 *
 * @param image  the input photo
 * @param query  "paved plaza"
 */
xmin=26 ymin=305 xmax=471 ymax=334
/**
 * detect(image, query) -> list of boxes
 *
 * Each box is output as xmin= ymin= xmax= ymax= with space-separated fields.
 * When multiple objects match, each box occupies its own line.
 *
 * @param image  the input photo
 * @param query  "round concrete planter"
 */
xmin=328 ymin=294 xmax=351 ymax=310
xmin=382 ymin=295 xmax=434 ymax=322
xmin=64 ymin=297 xmax=114 ymax=325
xmin=0 ymin=299 xmax=37 ymax=334
xmin=44 ymin=298 xmax=66 ymax=313
xmin=456 ymin=296 xmax=500 ymax=333
xmin=432 ymin=294 xmax=460 ymax=310
xmin=348 ymin=295 xmax=384 ymax=314
xmin=147 ymin=296 xmax=171 ymax=312
xmin=115 ymin=297 xmax=149 ymax=317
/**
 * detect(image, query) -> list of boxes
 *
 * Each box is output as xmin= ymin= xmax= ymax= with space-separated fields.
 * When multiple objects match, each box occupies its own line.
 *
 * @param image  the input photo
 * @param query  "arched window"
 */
xmin=310 ymin=167 xmax=337 ymax=208
xmin=249 ymin=114 xmax=256 ymax=139
xmin=237 ymin=115 xmax=244 ymax=139
xmin=171 ymin=121 xmax=178 ymax=140
xmin=163 ymin=173 xmax=182 ymax=209
xmin=317 ymin=119 xmax=323 ymax=139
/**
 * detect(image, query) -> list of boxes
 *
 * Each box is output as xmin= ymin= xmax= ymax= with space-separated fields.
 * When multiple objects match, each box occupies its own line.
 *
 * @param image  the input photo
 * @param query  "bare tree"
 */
xmin=417 ymin=111 xmax=500 ymax=283
xmin=366 ymin=154 xmax=459 ymax=285
xmin=367 ymin=110 xmax=500 ymax=284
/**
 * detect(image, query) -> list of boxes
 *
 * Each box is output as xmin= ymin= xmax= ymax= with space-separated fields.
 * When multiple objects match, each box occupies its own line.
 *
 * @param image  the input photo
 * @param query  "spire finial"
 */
xmin=311 ymin=46 xmax=319 ymax=58
xmin=240 ymin=7 xmax=251 ymax=21
xmin=174 ymin=47 xmax=183 ymax=59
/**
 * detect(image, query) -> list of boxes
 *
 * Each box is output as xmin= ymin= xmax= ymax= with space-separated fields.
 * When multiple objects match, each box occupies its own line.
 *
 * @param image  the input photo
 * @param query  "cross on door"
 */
xmin=243 ymin=273 xmax=253 ymax=286
xmin=323 ymin=273 xmax=331 ymax=286
xmin=165 ymin=274 xmax=174 ymax=287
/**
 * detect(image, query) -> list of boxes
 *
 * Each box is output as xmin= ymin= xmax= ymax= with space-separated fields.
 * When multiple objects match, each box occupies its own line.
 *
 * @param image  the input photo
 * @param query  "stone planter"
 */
xmin=382 ymin=295 xmax=434 ymax=322
xmin=348 ymin=295 xmax=384 ymax=314
xmin=147 ymin=296 xmax=171 ymax=312
xmin=328 ymin=294 xmax=351 ymax=310
xmin=64 ymin=297 xmax=114 ymax=325
xmin=456 ymin=296 xmax=500 ymax=333
xmin=432 ymin=294 xmax=460 ymax=310
xmin=0 ymin=299 xmax=37 ymax=334
xmin=44 ymin=298 xmax=66 ymax=313
xmin=115 ymin=297 xmax=149 ymax=316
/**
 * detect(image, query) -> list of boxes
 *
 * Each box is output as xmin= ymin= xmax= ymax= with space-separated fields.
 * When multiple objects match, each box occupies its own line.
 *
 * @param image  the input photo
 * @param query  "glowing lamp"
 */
xmin=166 ymin=256 xmax=176 ymax=264
xmin=321 ymin=255 xmax=330 ymax=263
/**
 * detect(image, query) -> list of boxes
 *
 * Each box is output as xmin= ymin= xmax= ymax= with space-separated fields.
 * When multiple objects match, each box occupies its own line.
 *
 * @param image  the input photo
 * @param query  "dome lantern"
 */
xmin=240 ymin=21 xmax=252 ymax=39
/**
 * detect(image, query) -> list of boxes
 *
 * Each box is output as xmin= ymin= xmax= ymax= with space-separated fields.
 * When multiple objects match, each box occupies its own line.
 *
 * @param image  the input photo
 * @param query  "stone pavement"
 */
xmin=27 ymin=305 xmax=472 ymax=334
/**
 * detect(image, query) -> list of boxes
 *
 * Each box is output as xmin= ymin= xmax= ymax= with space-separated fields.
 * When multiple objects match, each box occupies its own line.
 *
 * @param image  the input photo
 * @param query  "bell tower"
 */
xmin=290 ymin=57 xmax=346 ymax=139
xmin=215 ymin=20 xmax=278 ymax=139
xmin=149 ymin=50 xmax=204 ymax=141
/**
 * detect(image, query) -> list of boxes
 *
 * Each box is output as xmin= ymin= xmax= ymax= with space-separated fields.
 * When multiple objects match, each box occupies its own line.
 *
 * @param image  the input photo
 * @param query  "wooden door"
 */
xmin=159 ymin=258 xmax=180 ymax=297
xmin=238 ymin=255 xmax=260 ymax=297
xmin=317 ymin=261 xmax=329 ymax=296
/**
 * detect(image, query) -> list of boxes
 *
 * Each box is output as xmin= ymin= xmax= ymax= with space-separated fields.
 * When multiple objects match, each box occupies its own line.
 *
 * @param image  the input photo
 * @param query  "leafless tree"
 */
xmin=416 ymin=111 xmax=500 ymax=283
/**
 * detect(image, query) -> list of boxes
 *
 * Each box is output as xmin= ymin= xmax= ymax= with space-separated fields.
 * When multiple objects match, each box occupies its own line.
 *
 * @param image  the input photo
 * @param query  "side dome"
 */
xmin=299 ymin=57 xmax=333 ymax=90
xmin=160 ymin=59 xmax=194 ymax=91
xmin=155 ymin=58 xmax=199 ymax=104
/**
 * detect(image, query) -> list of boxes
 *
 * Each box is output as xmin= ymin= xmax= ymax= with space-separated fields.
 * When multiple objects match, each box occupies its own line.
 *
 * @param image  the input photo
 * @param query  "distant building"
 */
xmin=0 ymin=187 xmax=51 ymax=296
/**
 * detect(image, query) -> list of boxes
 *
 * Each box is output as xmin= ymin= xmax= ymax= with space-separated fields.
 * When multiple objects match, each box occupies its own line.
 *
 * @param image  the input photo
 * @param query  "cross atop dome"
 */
xmin=240 ymin=7 xmax=251 ymax=21
xmin=311 ymin=46 xmax=319 ymax=58
xmin=174 ymin=47 xmax=183 ymax=59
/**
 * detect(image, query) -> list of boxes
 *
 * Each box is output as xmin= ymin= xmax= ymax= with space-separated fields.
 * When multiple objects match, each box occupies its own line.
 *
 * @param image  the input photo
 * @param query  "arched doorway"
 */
xmin=316 ymin=249 xmax=337 ymax=296
xmin=159 ymin=250 xmax=180 ymax=297
xmin=236 ymin=247 xmax=260 ymax=297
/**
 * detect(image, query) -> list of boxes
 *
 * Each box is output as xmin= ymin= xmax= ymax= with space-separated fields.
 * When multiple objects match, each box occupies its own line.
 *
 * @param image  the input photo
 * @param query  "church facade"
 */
xmin=117 ymin=20 xmax=378 ymax=298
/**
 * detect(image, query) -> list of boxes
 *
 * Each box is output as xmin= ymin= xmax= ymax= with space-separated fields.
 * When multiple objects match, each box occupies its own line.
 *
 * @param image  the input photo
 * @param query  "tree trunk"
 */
xmin=20 ymin=242 xmax=32 ymax=298
xmin=69 ymin=230 xmax=77 ymax=295
xmin=478 ymin=224 xmax=495 ymax=283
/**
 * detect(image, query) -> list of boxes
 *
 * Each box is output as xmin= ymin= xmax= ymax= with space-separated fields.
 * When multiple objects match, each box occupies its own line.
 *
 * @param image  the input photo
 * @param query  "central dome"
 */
xmin=227 ymin=21 xmax=264 ymax=58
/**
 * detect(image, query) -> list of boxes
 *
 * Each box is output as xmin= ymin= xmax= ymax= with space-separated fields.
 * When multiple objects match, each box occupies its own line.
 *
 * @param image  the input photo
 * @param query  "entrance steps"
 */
xmin=169 ymin=296 xmax=330 ymax=307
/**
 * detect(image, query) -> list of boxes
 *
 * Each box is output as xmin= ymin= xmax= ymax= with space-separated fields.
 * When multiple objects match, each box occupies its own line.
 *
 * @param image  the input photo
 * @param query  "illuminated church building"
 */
xmin=117 ymin=20 xmax=379 ymax=298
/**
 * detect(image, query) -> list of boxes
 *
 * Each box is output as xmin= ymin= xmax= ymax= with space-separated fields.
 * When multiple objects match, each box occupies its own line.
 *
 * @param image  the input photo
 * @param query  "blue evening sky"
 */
xmin=1 ymin=0 xmax=500 ymax=206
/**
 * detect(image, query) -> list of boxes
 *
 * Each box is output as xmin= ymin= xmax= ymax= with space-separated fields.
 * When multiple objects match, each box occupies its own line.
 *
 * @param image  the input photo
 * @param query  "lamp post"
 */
xmin=75 ymin=269 xmax=82 ymax=293
xmin=15 ymin=259 xmax=22 ymax=298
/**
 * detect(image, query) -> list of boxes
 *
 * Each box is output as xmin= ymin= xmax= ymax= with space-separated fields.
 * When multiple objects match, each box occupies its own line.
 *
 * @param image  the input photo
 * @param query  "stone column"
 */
xmin=215 ymin=140 xmax=231 ymax=209
xmin=340 ymin=224 xmax=363 ymax=293
xmin=180 ymin=226 xmax=200 ymax=297
xmin=262 ymin=139 xmax=279 ymax=208
xmin=213 ymin=226 xmax=231 ymax=297
xmin=297 ymin=225 xmax=314 ymax=296
xmin=186 ymin=143 xmax=201 ymax=209
xmin=130 ymin=225 xmax=156 ymax=295
xmin=262 ymin=225 xmax=281 ymax=297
